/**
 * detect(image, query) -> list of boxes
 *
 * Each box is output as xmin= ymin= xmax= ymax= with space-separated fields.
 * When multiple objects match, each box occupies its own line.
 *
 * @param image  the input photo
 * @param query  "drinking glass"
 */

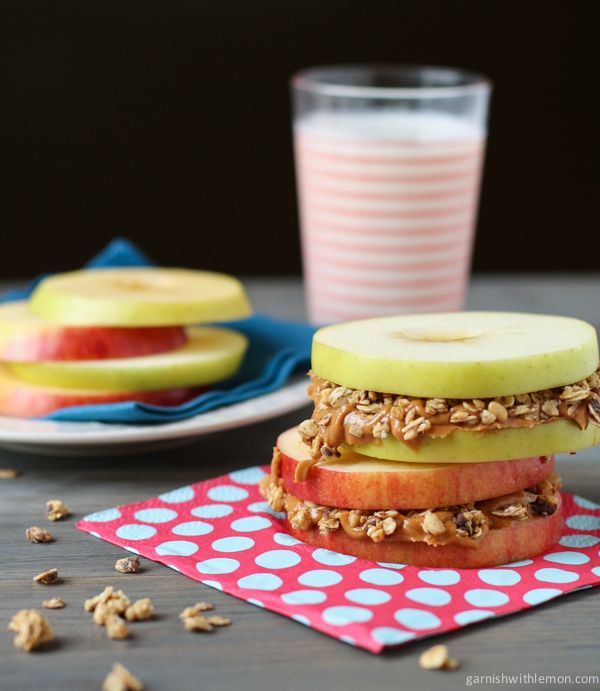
xmin=291 ymin=64 xmax=491 ymax=324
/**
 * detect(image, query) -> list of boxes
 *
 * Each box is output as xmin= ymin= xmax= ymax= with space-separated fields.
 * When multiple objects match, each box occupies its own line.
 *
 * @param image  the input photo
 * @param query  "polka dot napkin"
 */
xmin=77 ymin=466 xmax=600 ymax=653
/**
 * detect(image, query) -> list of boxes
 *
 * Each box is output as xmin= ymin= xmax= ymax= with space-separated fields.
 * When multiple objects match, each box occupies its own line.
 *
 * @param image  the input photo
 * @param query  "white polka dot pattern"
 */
xmin=207 ymin=486 xmax=249 ymax=502
xmin=79 ymin=473 xmax=600 ymax=654
xmin=212 ymin=536 xmax=255 ymax=553
xmin=155 ymin=540 xmax=199 ymax=557
xmin=281 ymin=590 xmax=327 ymax=605
xmin=231 ymin=516 xmax=272 ymax=532
xmin=171 ymin=521 xmax=214 ymax=537
xmin=394 ymin=608 xmax=441 ymax=630
xmin=255 ymin=550 xmax=301 ymax=570
xmin=134 ymin=508 xmax=177 ymax=523
xmin=298 ymin=569 xmax=343 ymax=588
xmin=115 ymin=524 xmax=157 ymax=541
xmin=191 ymin=504 xmax=233 ymax=519
xmin=464 ymin=589 xmax=510 ymax=607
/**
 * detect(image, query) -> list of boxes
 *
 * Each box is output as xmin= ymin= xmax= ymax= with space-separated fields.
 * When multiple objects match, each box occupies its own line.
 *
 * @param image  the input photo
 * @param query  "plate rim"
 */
xmin=0 ymin=379 xmax=308 ymax=447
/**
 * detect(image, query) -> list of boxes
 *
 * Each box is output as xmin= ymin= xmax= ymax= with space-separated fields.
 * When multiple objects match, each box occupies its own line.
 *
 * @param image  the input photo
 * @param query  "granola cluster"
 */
xmin=102 ymin=663 xmax=144 ymax=691
xmin=84 ymin=586 xmax=154 ymax=640
xmin=259 ymin=465 xmax=561 ymax=547
xmin=179 ymin=601 xmax=231 ymax=633
xmin=300 ymin=368 xmax=600 ymax=463
xmin=8 ymin=609 xmax=54 ymax=652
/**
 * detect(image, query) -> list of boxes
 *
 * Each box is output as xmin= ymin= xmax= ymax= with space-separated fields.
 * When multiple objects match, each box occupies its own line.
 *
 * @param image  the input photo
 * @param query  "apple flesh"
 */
xmin=0 ymin=301 xmax=187 ymax=361
xmin=29 ymin=267 xmax=252 ymax=326
xmin=349 ymin=420 xmax=600 ymax=463
xmin=6 ymin=327 xmax=248 ymax=391
xmin=312 ymin=312 xmax=599 ymax=398
xmin=0 ymin=366 xmax=202 ymax=417
xmin=278 ymin=427 xmax=554 ymax=510
xmin=285 ymin=499 xmax=563 ymax=568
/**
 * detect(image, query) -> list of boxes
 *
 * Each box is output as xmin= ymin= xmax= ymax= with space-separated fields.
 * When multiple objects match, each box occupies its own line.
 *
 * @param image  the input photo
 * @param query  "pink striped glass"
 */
xmin=292 ymin=65 xmax=491 ymax=324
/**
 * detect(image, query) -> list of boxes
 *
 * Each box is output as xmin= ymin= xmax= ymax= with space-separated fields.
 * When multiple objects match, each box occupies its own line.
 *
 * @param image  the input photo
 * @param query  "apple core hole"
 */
xmin=392 ymin=328 xmax=485 ymax=343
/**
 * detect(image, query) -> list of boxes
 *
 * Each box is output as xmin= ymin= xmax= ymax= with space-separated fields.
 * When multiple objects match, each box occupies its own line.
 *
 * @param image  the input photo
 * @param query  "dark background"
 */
xmin=1 ymin=0 xmax=598 ymax=278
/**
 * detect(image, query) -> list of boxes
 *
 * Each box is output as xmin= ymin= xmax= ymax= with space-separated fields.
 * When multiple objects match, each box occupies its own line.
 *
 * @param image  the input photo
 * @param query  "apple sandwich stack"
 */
xmin=0 ymin=268 xmax=251 ymax=417
xmin=260 ymin=312 xmax=600 ymax=567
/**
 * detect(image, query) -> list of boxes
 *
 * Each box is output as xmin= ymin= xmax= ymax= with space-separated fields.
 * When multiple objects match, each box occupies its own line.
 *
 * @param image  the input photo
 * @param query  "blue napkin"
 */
xmin=1 ymin=238 xmax=315 ymax=423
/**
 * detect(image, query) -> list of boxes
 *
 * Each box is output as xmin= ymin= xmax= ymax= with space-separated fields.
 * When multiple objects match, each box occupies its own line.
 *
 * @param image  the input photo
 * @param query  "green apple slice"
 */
xmin=346 ymin=420 xmax=600 ymax=463
xmin=6 ymin=327 xmax=248 ymax=391
xmin=312 ymin=312 xmax=598 ymax=398
xmin=29 ymin=268 xmax=252 ymax=326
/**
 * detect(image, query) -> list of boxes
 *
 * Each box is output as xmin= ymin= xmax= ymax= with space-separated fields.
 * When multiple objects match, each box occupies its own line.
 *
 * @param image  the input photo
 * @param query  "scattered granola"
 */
xmin=125 ymin=598 xmax=154 ymax=622
xmin=179 ymin=602 xmax=214 ymax=619
xmin=26 ymin=526 xmax=53 ymax=543
xmin=46 ymin=499 xmax=69 ymax=521
xmin=33 ymin=567 xmax=59 ymax=585
xmin=8 ymin=609 xmax=53 ymax=652
xmin=0 ymin=467 xmax=19 ymax=479
xmin=180 ymin=602 xmax=231 ymax=633
xmin=42 ymin=597 xmax=65 ymax=609
xmin=86 ymin=587 xmax=130 ymax=625
xmin=106 ymin=614 xmax=129 ymax=640
xmin=301 ymin=369 xmax=600 ymax=461
xmin=102 ymin=663 xmax=144 ymax=691
xmin=183 ymin=615 xmax=214 ymax=632
xmin=418 ymin=644 xmax=459 ymax=670
xmin=115 ymin=555 xmax=141 ymax=573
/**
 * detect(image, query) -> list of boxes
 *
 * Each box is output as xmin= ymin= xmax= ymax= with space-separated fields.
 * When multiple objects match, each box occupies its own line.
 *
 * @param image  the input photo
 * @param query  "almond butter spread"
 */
xmin=259 ymin=457 xmax=561 ymax=548
xmin=299 ymin=369 xmax=600 ymax=465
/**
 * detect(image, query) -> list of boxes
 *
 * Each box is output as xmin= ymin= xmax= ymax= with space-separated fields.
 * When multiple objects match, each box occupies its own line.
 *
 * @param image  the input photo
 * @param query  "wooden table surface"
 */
xmin=2 ymin=275 xmax=600 ymax=691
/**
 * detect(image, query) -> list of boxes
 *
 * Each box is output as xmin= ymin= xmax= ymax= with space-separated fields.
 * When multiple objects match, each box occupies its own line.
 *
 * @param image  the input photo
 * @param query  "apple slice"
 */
xmin=6 ymin=327 xmax=247 ymax=391
xmin=312 ymin=312 xmax=599 ymax=398
xmin=278 ymin=427 xmax=554 ymax=509
xmin=0 ymin=366 xmax=202 ymax=417
xmin=348 ymin=421 xmax=600 ymax=463
xmin=285 ymin=499 xmax=563 ymax=568
xmin=30 ymin=268 xmax=252 ymax=326
xmin=0 ymin=301 xmax=187 ymax=361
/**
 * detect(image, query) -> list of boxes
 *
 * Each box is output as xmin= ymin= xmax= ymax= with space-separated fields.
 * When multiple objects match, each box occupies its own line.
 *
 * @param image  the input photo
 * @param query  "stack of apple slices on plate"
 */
xmin=0 ymin=268 xmax=251 ymax=417
xmin=260 ymin=312 xmax=600 ymax=567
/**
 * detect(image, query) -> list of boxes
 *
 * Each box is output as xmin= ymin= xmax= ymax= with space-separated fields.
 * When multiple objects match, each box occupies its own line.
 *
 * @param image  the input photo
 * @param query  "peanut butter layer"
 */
xmin=258 ymin=456 xmax=561 ymax=549
xmin=299 ymin=368 xmax=600 ymax=462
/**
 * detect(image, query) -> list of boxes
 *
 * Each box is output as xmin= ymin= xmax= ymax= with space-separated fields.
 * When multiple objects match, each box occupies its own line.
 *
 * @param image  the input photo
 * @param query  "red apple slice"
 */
xmin=285 ymin=498 xmax=563 ymax=568
xmin=278 ymin=427 xmax=554 ymax=510
xmin=0 ymin=301 xmax=187 ymax=361
xmin=0 ymin=366 xmax=202 ymax=417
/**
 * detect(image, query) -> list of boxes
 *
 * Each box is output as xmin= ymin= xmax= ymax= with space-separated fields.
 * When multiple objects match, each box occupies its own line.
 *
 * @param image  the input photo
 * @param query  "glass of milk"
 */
xmin=291 ymin=65 xmax=491 ymax=324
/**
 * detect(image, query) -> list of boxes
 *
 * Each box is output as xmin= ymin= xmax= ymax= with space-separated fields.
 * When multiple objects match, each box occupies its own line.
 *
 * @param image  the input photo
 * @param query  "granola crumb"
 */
xmin=106 ymin=615 xmax=129 ymax=640
xmin=26 ymin=526 xmax=53 ymax=543
xmin=124 ymin=598 xmax=154 ymax=622
xmin=86 ymin=587 xmax=130 ymax=623
xmin=0 ymin=467 xmax=19 ymax=479
xmin=207 ymin=615 xmax=231 ymax=627
xmin=33 ymin=567 xmax=59 ymax=585
xmin=102 ymin=663 xmax=144 ymax=691
xmin=422 ymin=511 xmax=446 ymax=536
xmin=115 ymin=556 xmax=141 ymax=574
xmin=46 ymin=499 xmax=69 ymax=522
xmin=179 ymin=602 xmax=214 ymax=619
xmin=8 ymin=609 xmax=53 ymax=652
xmin=419 ymin=644 xmax=458 ymax=670
xmin=183 ymin=615 xmax=214 ymax=632
xmin=42 ymin=597 xmax=65 ymax=609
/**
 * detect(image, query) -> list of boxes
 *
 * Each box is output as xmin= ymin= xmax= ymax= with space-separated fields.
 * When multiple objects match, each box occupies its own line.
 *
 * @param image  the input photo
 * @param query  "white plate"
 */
xmin=0 ymin=378 xmax=308 ymax=456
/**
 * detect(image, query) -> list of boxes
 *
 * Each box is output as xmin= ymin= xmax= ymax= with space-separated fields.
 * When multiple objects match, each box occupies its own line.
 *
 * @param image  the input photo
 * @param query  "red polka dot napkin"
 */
xmin=77 ymin=466 xmax=600 ymax=653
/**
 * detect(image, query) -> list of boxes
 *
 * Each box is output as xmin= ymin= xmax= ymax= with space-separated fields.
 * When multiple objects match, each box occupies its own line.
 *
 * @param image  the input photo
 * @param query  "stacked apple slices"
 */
xmin=0 ymin=268 xmax=252 ymax=417
xmin=260 ymin=312 xmax=600 ymax=568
